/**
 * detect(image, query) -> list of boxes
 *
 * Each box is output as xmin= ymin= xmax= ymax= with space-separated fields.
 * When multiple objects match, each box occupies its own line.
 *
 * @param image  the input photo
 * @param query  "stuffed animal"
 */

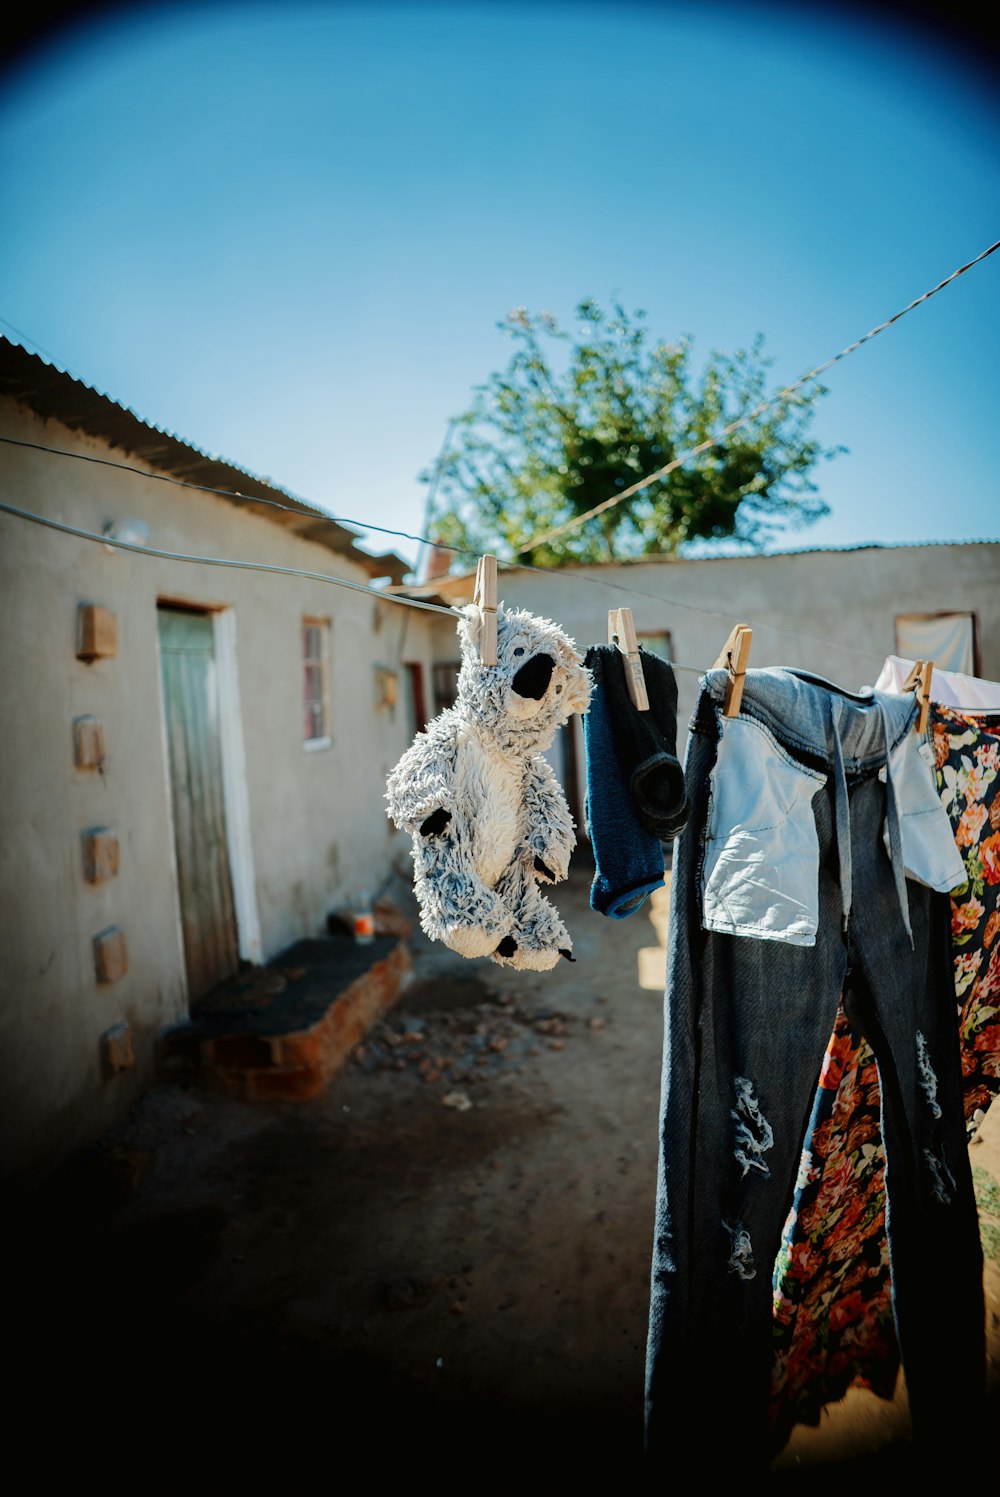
xmin=385 ymin=599 xmax=593 ymax=969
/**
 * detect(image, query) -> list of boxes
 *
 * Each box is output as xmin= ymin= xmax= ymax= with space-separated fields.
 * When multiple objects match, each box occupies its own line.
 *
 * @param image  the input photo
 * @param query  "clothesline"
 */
xmin=511 ymin=236 xmax=1000 ymax=554
xmin=0 ymin=500 xmax=458 ymax=617
xmin=0 ymin=492 xmax=913 ymax=683
xmin=4 ymin=232 xmax=1000 ymax=663
xmin=0 ymin=436 xmax=909 ymax=675
xmin=6 ymin=225 xmax=999 ymax=682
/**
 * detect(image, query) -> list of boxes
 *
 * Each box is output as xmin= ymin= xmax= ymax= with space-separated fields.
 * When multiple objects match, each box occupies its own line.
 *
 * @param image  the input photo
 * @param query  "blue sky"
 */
xmin=1 ymin=0 xmax=998 ymax=577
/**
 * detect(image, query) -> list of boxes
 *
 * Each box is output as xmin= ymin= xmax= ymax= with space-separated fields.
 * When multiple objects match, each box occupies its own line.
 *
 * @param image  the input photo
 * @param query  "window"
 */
xmin=403 ymin=662 xmax=427 ymax=739
xmin=302 ymin=618 xmax=331 ymax=747
xmin=432 ymin=660 xmax=461 ymax=715
xmin=895 ymin=613 xmax=976 ymax=677
xmin=638 ymin=630 xmax=673 ymax=662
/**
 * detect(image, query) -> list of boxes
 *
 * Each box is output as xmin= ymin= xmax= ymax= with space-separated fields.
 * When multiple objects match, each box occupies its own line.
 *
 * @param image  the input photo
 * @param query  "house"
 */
xmin=395 ymin=541 xmax=1000 ymax=832
xmin=0 ymin=337 xmax=444 ymax=1181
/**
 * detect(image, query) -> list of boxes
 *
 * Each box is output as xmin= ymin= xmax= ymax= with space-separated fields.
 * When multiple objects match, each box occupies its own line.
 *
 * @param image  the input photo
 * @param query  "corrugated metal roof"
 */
xmin=0 ymin=336 xmax=410 ymax=582
xmin=673 ymin=538 xmax=1000 ymax=560
xmin=406 ymin=535 xmax=1000 ymax=589
xmin=391 ymin=534 xmax=1000 ymax=606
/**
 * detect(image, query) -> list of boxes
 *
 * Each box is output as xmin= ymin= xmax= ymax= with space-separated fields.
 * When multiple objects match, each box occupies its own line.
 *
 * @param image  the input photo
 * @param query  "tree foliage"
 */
xmin=421 ymin=299 xmax=841 ymax=568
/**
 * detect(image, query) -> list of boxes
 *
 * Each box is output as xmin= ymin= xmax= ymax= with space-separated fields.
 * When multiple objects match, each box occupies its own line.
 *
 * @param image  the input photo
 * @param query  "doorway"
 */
xmin=157 ymin=605 xmax=240 ymax=1001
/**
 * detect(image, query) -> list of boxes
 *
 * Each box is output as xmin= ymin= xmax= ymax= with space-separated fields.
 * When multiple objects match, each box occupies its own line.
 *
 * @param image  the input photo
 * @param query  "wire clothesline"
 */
xmin=511 ymin=237 xmax=1000 ymax=554
xmin=0 ymin=500 xmax=456 ymax=617
xmin=0 ymin=438 xmax=963 ymax=672
xmin=0 ymin=445 xmax=909 ymax=672
xmin=4 ymin=235 xmax=997 ymax=576
xmin=1 ymin=235 xmax=997 ymax=676
xmin=0 ymin=493 xmax=930 ymax=681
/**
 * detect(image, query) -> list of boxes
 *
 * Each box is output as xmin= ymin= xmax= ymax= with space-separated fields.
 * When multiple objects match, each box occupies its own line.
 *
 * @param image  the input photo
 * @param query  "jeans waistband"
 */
xmin=701 ymin=666 xmax=917 ymax=766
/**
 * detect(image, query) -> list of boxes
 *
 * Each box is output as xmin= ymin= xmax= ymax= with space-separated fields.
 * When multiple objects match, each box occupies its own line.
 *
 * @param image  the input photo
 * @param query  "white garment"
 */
xmin=873 ymin=655 xmax=1000 ymax=711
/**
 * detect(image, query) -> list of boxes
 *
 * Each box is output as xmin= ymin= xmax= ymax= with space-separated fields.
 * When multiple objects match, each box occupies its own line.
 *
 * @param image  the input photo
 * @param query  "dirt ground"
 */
xmin=11 ymin=855 xmax=999 ymax=1484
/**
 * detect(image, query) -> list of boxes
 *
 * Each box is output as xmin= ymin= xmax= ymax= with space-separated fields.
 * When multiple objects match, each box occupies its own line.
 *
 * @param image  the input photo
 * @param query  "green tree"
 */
xmin=422 ymin=299 xmax=841 ymax=567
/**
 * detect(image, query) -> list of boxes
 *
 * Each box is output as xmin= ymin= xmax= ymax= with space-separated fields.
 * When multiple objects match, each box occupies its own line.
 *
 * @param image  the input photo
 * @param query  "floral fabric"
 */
xmin=940 ymin=705 xmax=1000 ymax=1119
xmin=769 ymin=705 xmax=1000 ymax=1449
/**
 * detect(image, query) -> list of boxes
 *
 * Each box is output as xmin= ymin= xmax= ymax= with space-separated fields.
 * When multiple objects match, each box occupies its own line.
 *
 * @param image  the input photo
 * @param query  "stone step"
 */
xmin=159 ymin=934 xmax=412 ymax=1100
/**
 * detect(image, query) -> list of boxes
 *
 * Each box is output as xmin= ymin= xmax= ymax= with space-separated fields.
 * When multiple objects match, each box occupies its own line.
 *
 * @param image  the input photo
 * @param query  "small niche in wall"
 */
xmin=101 ymin=1021 xmax=135 ymax=1074
xmin=93 ymin=926 xmax=128 ymax=984
xmin=77 ymin=604 xmax=117 ymax=662
xmin=73 ymin=716 xmax=106 ymax=770
xmin=374 ymin=665 xmax=398 ymax=709
xmin=82 ymin=828 xmax=119 ymax=884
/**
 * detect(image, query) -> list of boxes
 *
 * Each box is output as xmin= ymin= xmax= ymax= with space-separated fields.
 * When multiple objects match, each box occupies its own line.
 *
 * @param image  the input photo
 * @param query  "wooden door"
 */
xmin=157 ymin=607 xmax=239 ymax=1001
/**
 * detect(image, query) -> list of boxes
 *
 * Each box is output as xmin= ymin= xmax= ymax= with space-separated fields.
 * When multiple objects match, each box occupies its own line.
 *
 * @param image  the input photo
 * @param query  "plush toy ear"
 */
xmin=456 ymin=602 xmax=483 ymax=661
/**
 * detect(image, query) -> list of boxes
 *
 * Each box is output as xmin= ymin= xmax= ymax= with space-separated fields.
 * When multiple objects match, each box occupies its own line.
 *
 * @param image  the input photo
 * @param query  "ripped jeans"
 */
xmin=643 ymin=669 xmax=985 ymax=1470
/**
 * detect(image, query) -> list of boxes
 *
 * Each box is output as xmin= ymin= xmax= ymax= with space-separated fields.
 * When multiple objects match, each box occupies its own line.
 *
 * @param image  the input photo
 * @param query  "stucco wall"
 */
xmin=425 ymin=544 xmax=1000 ymax=829
xmin=473 ymin=546 xmax=999 ymax=722
xmin=0 ymin=398 xmax=437 ymax=1179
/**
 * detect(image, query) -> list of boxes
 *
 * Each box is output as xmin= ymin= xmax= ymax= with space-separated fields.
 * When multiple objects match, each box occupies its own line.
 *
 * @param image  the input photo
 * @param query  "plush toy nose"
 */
xmin=511 ymin=652 xmax=554 ymax=699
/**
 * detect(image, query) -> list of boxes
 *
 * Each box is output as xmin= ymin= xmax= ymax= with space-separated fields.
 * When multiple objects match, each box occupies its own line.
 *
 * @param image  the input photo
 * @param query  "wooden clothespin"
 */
xmin=714 ymin=623 xmax=752 ymax=717
xmin=608 ymin=607 xmax=650 ymax=711
xmin=473 ymin=553 xmax=498 ymax=666
xmin=900 ymin=659 xmax=933 ymax=734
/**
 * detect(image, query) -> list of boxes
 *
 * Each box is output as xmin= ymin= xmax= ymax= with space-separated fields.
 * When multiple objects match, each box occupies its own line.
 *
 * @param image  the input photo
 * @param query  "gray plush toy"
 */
xmin=385 ymin=599 xmax=593 ymax=969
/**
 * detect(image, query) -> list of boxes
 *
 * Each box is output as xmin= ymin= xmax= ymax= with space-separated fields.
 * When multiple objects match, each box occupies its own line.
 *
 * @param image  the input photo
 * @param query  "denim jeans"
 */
xmin=644 ymin=668 xmax=985 ymax=1471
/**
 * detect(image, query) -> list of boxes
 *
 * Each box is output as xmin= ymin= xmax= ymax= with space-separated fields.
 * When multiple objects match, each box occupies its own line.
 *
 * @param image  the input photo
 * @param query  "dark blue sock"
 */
xmin=582 ymin=650 xmax=666 ymax=918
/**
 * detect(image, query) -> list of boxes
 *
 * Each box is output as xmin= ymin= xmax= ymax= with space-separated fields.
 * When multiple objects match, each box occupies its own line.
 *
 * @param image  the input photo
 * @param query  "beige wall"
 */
xmin=427 ymin=544 xmax=1000 ymax=820
xmin=0 ymin=398 xmax=440 ymax=1179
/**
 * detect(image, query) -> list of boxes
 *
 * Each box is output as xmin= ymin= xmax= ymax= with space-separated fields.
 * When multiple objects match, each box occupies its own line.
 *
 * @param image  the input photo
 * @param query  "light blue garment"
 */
xmin=880 ymin=729 xmax=967 ymax=892
xmin=701 ymin=681 xmax=965 ymax=947
xmin=701 ymin=711 xmax=828 ymax=944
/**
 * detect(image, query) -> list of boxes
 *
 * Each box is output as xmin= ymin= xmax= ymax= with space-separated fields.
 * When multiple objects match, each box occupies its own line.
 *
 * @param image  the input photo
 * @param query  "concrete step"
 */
xmin=159 ymin=934 xmax=413 ymax=1100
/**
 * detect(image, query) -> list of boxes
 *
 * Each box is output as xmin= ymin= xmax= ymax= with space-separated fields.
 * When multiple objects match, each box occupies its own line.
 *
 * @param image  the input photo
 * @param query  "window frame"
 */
xmin=403 ymin=661 xmax=428 ymax=736
xmin=637 ymin=629 xmax=674 ymax=663
xmin=302 ymin=616 xmax=332 ymax=750
xmin=432 ymin=659 xmax=461 ymax=716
